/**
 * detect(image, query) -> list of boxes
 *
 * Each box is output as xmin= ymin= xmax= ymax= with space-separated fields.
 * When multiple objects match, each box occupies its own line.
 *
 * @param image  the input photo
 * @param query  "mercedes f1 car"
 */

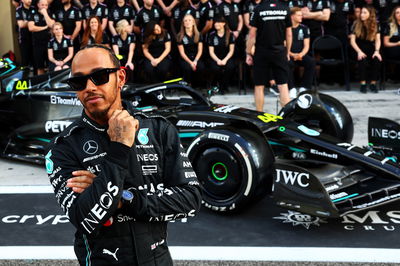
xmin=1 ymin=58 xmax=399 ymax=218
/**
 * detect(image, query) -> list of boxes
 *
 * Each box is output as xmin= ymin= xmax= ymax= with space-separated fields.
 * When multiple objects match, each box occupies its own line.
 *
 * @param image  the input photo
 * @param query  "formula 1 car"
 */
xmin=1 ymin=58 xmax=399 ymax=219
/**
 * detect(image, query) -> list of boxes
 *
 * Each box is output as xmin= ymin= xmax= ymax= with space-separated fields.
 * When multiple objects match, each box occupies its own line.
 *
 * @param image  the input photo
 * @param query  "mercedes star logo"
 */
xmin=83 ymin=140 xmax=99 ymax=155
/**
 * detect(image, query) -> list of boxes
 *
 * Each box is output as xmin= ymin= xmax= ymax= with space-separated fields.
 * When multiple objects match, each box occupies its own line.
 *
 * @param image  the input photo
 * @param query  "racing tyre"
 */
xmin=279 ymin=92 xmax=354 ymax=143
xmin=187 ymin=127 xmax=274 ymax=212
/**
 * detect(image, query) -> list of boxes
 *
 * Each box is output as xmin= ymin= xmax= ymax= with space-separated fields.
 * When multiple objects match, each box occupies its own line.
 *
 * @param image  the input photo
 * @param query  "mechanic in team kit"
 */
xmin=45 ymin=44 xmax=202 ymax=265
xmin=246 ymin=0 xmax=292 ymax=112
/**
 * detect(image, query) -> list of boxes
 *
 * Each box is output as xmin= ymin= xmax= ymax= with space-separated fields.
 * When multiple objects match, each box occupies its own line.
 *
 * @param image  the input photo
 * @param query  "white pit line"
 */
xmin=0 ymin=246 xmax=400 ymax=262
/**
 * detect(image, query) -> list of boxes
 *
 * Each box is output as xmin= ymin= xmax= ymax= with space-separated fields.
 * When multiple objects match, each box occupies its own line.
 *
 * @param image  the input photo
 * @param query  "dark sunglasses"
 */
xmin=65 ymin=68 xmax=120 ymax=91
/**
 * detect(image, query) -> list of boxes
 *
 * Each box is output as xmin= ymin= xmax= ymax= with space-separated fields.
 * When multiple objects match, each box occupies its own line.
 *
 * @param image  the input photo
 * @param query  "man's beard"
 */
xmin=90 ymin=107 xmax=111 ymax=122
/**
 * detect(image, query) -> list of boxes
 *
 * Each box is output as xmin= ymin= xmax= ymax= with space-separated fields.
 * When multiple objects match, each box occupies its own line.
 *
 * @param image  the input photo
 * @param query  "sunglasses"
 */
xmin=65 ymin=68 xmax=120 ymax=91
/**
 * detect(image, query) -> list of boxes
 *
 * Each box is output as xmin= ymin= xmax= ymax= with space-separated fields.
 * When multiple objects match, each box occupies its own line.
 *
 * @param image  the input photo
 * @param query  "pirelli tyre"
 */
xmin=187 ymin=127 xmax=274 ymax=212
xmin=279 ymin=92 xmax=354 ymax=143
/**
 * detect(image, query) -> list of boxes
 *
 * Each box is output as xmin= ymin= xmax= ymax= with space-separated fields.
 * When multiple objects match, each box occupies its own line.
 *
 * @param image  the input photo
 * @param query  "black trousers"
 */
xmin=143 ymin=57 xmax=172 ymax=83
xmin=288 ymin=55 xmax=316 ymax=89
xmin=358 ymin=56 xmax=381 ymax=82
xmin=208 ymin=58 xmax=236 ymax=91
xmin=18 ymin=32 xmax=33 ymax=67
xmin=179 ymin=58 xmax=205 ymax=86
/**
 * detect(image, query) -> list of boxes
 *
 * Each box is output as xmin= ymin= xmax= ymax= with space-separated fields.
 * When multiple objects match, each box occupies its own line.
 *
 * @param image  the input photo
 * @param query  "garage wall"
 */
xmin=0 ymin=1 xmax=18 ymax=60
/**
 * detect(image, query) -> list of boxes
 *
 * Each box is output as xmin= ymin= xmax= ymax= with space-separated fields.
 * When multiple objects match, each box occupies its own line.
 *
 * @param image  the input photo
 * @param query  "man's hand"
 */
xmin=67 ymin=170 xmax=96 ymax=193
xmin=107 ymin=110 xmax=139 ymax=147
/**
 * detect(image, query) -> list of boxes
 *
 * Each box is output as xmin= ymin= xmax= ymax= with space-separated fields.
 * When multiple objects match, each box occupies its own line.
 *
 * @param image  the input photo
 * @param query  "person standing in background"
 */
xmin=16 ymin=0 xmax=34 ymax=69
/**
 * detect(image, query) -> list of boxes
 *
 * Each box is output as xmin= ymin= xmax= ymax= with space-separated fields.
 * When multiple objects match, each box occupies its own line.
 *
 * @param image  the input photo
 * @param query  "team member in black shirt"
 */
xmin=170 ymin=0 xmax=200 ymax=39
xmin=177 ymin=14 xmax=205 ymax=85
xmin=16 ymin=0 xmax=34 ymax=68
xmin=54 ymin=0 xmax=82 ymax=52
xmin=246 ymin=0 xmax=292 ymax=111
xmin=28 ymin=0 xmax=55 ymax=75
xmin=109 ymin=0 xmax=135 ymax=35
xmin=301 ymin=0 xmax=331 ymax=44
xmin=81 ymin=15 xmax=111 ymax=46
xmin=215 ymin=0 xmax=243 ymax=39
xmin=383 ymin=6 xmax=400 ymax=60
xmin=82 ymin=0 xmax=109 ymax=30
xmin=325 ymin=0 xmax=353 ymax=48
xmin=208 ymin=16 xmax=236 ymax=94
xmin=289 ymin=7 xmax=315 ymax=93
xmin=350 ymin=5 xmax=381 ymax=93
xmin=47 ymin=22 xmax=74 ymax=71
xmin=198 ymin=0 xmax=214 ymax=34
xmin=112 ymin=19 xmax=136 ymax=81
xmin=142 ymin=22 xmax=172 ymax=82
xmin=134 ymin=0 xmax=164 ymax=33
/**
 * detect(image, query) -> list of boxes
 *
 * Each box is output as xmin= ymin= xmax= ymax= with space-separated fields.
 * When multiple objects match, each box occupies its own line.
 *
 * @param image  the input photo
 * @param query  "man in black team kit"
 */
xmin=45 ymin=44 xmax=202 ymax=265
xmin=246 ymin=0 xmax=292 ymax=112
xmin=288 ymin=7 xmax=315 ymax=95
xmin=16 ymin=0 xmax=34 ymax=68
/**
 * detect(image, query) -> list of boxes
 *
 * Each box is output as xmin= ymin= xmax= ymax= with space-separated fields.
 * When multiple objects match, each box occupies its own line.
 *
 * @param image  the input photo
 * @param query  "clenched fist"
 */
xmin=107 ymin=110 xmax=139 ymax=147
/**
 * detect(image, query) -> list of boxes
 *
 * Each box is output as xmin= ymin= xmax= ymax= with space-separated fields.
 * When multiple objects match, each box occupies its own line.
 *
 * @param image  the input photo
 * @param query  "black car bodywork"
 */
xmin=1 ymin=59 xmax=399 ymax=219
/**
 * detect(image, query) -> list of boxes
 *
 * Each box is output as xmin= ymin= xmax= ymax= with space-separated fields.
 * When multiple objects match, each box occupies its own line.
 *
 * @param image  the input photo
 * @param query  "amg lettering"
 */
xmin=176 ymin=120 xmax=224 ymax=128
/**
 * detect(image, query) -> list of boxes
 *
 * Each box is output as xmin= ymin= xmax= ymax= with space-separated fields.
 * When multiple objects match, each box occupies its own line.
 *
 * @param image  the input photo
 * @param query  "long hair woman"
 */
xmin=208 ymin=16 xmax=236 ymax=94
xmin=47 ymin=22 xmax=74 ymax=71
xmin=350 ymin=5 xmax=382 ymax=93
xmin=142 ymin=21 xmax=172 ymax=82
xmin=177 ymin=14 xmax=204 ymax=86
xmin=81 ymin=15 xmax=110 ymax=48
xmin=112 ymin=19 xmax=136 ymax=81
xmin=383 ymin=6 xmax=400 ymax=59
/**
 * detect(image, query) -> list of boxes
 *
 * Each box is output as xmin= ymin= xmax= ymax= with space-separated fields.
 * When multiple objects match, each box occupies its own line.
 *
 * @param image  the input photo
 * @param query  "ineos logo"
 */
xmin=83 ymin=140 xmax=99 ymax=155
xmin=297 ymin=94 xmax=313 ymax=109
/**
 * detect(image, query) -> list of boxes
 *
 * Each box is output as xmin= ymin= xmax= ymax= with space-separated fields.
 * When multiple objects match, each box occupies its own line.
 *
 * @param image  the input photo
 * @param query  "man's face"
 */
xmin=38 ymin=0 xmax=48 ymax=10
xmin=144 ymin=0 xmax=154 ymax=7
xmin=72 ymin=48 xmax=123 ymax=123
xmin=292 ymin=11 xmax=302 ymax=23
xmin=22 ymin=0 xmax=32 ymax=6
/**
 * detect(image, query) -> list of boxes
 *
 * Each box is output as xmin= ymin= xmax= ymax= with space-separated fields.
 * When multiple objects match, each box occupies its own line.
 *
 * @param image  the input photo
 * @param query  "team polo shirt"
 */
xmin=208 ymin=31 xmax=235 ymax=58
xmin=109 ymin=4 xmax=135 ymax=25
xmin=198 ymin=1 xmax=214 ymax=31
xmin=112 ymin=33 xmax=136 ymax=56
xmin=54 ymin=6 xmax=82 ymax=36
xmin=177 ymin=33 xmax=203 ymax=58
xmin=302 ymin=0 xmax=330 ymax=36
xmin=215 ymin=1 xmax=242 ymax=31
xmin=16 ymin=5 xmax=34 ymax=41
xmin=144 ymin=32 xmax=171 ymax=58
xmin=135 ymin=6 xmax=163 ymax=29
xmin=291 ymin=24 xmax=310 ymax=53
xmin=47 ymin=37 xmax=73 ymax=60
xmin=82 ymin=3 xmax=109 ymax=21
xmin=250 ymin=0 xmax=291 ymax=51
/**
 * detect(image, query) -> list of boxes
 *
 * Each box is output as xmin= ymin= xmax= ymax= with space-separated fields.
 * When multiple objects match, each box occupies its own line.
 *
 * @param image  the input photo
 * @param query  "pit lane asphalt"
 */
xmin=0 ymin=88 xmax=399 ymax=265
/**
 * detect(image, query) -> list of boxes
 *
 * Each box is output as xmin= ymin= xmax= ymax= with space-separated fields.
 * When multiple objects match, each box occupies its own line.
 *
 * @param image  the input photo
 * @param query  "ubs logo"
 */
xmin=83 ymin=140 xmax=99 ymax=155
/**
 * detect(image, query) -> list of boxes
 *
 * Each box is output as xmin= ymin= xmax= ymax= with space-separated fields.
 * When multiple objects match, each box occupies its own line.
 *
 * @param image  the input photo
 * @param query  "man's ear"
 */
xmin=117 ymin=68 xmax=126 ymax=90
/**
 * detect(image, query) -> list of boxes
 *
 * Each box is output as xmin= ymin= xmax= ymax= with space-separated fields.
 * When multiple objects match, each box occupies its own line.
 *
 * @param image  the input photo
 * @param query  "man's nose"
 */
xmin=85 ymin=78 xmax=97 ymax=91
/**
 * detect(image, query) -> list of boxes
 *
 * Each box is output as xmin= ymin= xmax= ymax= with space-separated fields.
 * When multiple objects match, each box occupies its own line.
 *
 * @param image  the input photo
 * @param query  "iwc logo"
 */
xmin=274 ymin=211 xmax=327 ymax=229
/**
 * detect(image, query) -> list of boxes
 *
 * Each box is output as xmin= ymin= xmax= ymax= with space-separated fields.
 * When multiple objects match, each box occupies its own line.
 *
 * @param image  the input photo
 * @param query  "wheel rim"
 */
xmin=194 ymin=146 xmax=243 ymax=200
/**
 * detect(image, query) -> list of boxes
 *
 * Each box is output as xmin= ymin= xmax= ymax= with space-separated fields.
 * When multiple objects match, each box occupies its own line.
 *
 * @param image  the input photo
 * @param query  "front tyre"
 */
xmin=187 ymin=128 xmax=274 ymax=212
